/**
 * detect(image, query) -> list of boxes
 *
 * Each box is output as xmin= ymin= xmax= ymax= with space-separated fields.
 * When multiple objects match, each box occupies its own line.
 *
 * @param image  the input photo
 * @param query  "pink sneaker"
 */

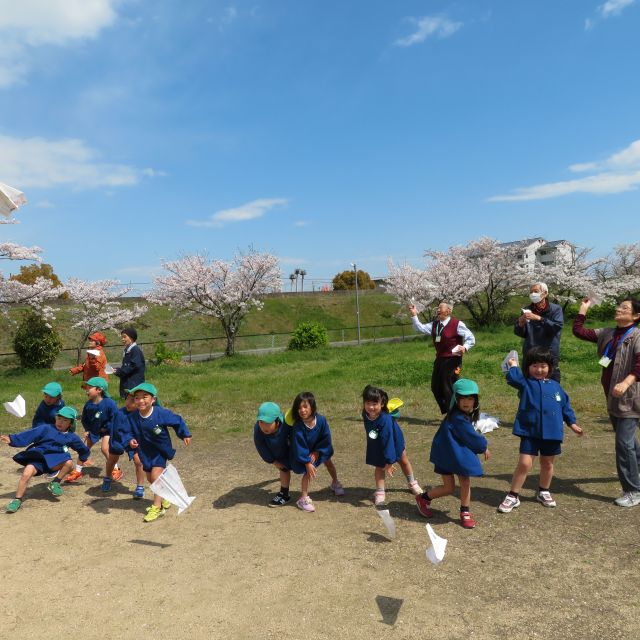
xmin=415 ymin=494 xmax=433 ymax=518
xmin=330 ymin=480 xmax=345 ymax=496
xmin=408 ymin=480 xmax=423 ymax=496
xmin=296 ymin=496 xmax=315 ymax=512
xmin=373 ymin=489 xmax=386 ymax=506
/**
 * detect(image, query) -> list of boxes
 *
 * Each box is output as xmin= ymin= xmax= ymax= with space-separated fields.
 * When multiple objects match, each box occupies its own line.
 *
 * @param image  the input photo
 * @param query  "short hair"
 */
xmin=291 ymin=391 xmax=317 ymax=422
xmin=523 ymin=347 xmax=554 ymax=375
xmin=531 ymin=282 xmax=548 ymax=294
xmin=362 ymin=385 xmax=389 ymax=412
xmin=622 ymin=297 xmax=640 ymax=320
xmin=439 ymin=301 xmax=453 ymax=311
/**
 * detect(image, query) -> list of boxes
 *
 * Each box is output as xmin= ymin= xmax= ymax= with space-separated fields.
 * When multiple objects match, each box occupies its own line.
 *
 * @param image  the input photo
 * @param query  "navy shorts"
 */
xmin=519 ymin=437 xmax=561 ymax=457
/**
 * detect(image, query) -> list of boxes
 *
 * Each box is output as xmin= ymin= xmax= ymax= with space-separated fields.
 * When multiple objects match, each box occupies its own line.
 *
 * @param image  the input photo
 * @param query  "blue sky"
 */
xmin=1 ymin=0 xmax=639 ymax=292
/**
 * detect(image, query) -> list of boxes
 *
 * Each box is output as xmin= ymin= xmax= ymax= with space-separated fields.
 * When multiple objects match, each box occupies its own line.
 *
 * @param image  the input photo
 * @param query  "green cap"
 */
xmin=84 ymin=377 xmax=110 ymax=398
xmin=57 ymin=406 xmax=77 ymax=422
xmin=128 ymin=382 xmax=158 ymax=397
xmin=42 ymin=382 xmax=62 ymax=397
xmin=450 ymin=378 xmax=479 ymax=409
xmin=257 ymin=402 xmax=282 ymax=424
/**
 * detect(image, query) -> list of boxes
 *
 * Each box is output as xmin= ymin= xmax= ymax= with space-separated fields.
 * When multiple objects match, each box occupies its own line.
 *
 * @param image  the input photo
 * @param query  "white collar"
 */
xmin=125 ymin=342 xmax=137 ymax=353
xmin=438 ymin=316 xmax=451 ymax=327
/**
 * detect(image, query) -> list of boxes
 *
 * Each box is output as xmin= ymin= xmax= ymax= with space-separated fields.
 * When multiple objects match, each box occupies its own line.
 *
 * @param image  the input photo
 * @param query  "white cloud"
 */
xmin=395 ymin=16 xmax=462 ymax=47
xmin=0 ymin=0 xmax=119 ymax=88
xmin=599 ymin=0 xmax=636 ymax=17
xmin=0 ymin=135 xmax=157 ymax=189
xmin=294 ymin=220 xmax=310 ymax=227
xmin=34 ymin=200 xmax=55 ymax=208
xmin=489 ymin=139 xmax=640 ymax=202
xmin=187 ymin=198 xmax=289 ymax=228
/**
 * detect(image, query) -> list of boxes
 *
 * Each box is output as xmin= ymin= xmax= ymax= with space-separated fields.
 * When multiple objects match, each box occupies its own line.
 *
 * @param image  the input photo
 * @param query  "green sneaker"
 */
xmin=6 ymin=498 xmax=22 ymax=513
xmin=143 ymin=505 xmax=165 ymax=522
xmin=47 ymin=481 xmax=63 ymax=497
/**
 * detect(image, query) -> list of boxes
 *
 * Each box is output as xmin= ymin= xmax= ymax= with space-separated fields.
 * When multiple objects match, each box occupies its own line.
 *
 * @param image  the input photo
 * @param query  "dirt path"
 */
xmin=1 ymin=417 xmax=637 ymax=640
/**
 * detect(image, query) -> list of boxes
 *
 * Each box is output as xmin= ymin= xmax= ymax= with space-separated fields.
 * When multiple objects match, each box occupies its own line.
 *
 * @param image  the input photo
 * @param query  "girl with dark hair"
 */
xmin=416 ymin=379 xmax=490 ymax=529
xmin=498 ymin=347 xmax=583 ymax=514
xmin=362 ymin=385 xmax=422 ymax=506
xmin=289 ymin=392 xmax=344 ymax=513
xmin=573 ymin=297 xmax=640 ymax=507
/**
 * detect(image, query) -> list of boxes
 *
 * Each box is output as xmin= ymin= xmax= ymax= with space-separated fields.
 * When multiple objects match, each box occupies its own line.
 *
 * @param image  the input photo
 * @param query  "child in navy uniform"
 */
xmin=122 ymin=382 xmax=192 ymax=522
xmin=498 ymin=347 xmax=583 ymax=513
xmin=253 ymin=402 xmax=291 ymax=506
xmin=66 ymin=377 xmax=119 ymax=484
xmin=32 ymin=382 xmax=65 ymax=427
xmin=289 ymin=392 xmax=344 ymax=513
xmin=415 ymin=379 xmax=490 ymax=529
xmin=362 ymin=385 xmax=422 ymax=505
xmin=1 ymin=407 xmax=90 ymax=513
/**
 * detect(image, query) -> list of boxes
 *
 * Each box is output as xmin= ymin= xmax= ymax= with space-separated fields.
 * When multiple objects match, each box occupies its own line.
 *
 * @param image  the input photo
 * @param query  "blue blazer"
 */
xmin=363 ymin=411 xmax=406 ymax=467
xmin=253 ymin=419 xmax=290 ymax=467
xmin=289 ymin=414 xmax=334 ymax=474
xmin=506 ymin=366 xmax=577 ymax=441
xmin=115 ymin=344 xmax=146 ymax=398
xmin=429 ymin=410 xmax=488 ymax=477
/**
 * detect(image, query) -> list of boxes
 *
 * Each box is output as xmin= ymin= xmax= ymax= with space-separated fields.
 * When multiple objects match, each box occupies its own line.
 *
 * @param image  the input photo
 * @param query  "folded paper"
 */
xmin=377 ymin=509 xmax=396 ymax=539
xmin=150 ymin=463 xmax=195 ymax=514
xmin=4 ymin=394 xmax=26 ymax=418
xmin=425 ymin=523 xmax=447 ymax=565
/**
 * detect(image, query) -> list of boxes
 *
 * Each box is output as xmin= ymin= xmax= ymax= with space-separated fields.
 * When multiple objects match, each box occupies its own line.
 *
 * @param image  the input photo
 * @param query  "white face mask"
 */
xmin=529 ymin=292 xmax=543 ymax=304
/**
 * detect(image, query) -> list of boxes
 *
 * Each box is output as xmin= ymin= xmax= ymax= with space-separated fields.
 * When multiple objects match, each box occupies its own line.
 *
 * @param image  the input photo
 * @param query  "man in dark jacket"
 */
xmin=114 ymin=328 xmax=145 ymax=399
xmin=514 ymin=282 xmax=564 ymax=382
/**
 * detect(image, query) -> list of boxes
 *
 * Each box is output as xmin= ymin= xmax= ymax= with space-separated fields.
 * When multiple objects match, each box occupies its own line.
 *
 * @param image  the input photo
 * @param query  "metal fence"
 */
xmin=0 ymin=322 xmax=421 ymax=369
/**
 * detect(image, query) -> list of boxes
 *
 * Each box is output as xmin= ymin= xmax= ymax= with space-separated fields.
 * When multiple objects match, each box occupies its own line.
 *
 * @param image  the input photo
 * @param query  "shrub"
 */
xmin=153 ymin=340 xmax=184 ymax=365
xmin=288 ymin=322 xmax=329 ymax=351
xmin=13 ymin=311 xmax=63 ymax=368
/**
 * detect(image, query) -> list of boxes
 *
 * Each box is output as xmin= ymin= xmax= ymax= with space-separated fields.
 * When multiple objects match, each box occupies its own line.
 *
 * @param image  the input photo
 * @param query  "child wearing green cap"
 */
xmin=121 ymin=382 xmax=192 ymax=522
xmin=0 ymin=407 xmax=90 ymax=512
xmin=415 ymin=379 xmax=490 ymax=529
xmin=253 ymin=402 xmax=292 ymax=506
xmin=65 ymin=377 xmax=119 ymax=484
xmin=32 ymin=381 xmax=65 ymax=427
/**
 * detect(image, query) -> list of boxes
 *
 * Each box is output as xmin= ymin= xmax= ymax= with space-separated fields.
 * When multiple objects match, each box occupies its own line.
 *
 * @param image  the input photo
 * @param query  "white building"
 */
xmin=501 ymin=238 xmax=576 ymax=274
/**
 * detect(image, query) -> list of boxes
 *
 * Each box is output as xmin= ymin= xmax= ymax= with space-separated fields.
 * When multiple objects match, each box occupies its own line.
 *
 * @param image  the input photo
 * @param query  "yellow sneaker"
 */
xmin=161 ymin=498 xmax=171 ymax=510
xmin=143 ymin=505 xmax=165 ymax=522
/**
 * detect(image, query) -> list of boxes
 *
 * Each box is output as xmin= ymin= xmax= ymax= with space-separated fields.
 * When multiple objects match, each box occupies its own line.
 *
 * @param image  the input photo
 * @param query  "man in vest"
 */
xmin=409 ymin=301 xmax=476 ymax=414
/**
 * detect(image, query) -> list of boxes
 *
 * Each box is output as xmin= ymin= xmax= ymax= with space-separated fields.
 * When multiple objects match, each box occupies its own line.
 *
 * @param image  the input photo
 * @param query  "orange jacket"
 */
xmin=69 ymin=346 xmax=109 ymax=381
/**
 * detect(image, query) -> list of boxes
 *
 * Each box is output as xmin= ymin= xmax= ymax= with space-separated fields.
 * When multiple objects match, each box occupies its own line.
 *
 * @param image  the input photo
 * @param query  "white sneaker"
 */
xmin=614 ymin=491 xmax=640 ymax=507
xmin=536 ymin=490 xmax=557 ymax=508
xmin=497 ymin=494 xmax=521 ymax=513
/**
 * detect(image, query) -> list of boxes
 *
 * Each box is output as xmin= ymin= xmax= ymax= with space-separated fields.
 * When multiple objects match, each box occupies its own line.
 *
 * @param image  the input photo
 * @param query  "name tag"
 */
xmin=63 ymin=445 xmax=69 ymax=453
xmin=368 ymin=429 xmax=379 ymax=440
xmin=435 ymin=336 xmax=441 ymax=343
xmin=153 ymin=425 xmax=163 ymax=435
xmin=599 ymin=356 xmax=612 ymax=368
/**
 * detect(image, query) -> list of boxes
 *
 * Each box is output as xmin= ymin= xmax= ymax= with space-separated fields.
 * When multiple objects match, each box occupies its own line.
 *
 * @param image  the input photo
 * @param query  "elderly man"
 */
xmin=514 ymin=282 xmax=564 ymax=382
xmin=409 ymin=301 xmax=476 ymax=414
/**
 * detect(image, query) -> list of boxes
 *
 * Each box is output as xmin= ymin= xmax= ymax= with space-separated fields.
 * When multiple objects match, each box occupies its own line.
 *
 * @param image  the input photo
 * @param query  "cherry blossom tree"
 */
xmin=148 ymin=250 xmax=281 ymax=356
xmin=64 ymin=278 xmax=148 ymax=363
xmin=384 ymin=260 xmax=437 ymax=321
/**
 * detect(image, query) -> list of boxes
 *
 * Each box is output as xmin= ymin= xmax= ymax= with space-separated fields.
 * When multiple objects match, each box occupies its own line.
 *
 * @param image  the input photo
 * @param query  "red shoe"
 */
xmin=415 ymin=494 xmax=433 ymax=518
xmin=460 ymin=512 xmax=476 ymax=529
xmin=65 ymin=470 xmax=84 ymax=483
xmin=111 ymin=468 xmax=124 ymax=481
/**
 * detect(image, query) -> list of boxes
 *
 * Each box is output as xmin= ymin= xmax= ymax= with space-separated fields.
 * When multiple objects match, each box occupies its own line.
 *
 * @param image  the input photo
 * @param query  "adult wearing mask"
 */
xmin=113 ymin=328 xmax=145 ymax=400
xmin=573 ymin=298 xmax=640 ymax=507
xmin=514 ymin=282 xmax=564 ymax=382
xmin=409 ymin=301 xmax=476 ymax=414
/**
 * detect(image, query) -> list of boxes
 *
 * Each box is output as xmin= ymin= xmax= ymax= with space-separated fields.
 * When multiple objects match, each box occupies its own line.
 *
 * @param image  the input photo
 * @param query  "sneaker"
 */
xmin=373 ymin=489 xmax=386 ymax=506
xmin=6 ymin=498 xmax=22 ymax=513
xmin=101 ymin=477 xmax=112 ymax=492
xmin=408 ymin=480 xmax=423 ymax=496
xmin=296 ymin=496 xmax=315 ymax=512
xmin=133 ymin=485 xmax=144 ymax=499
xmin=64 ymin=470 xmax=84 ymax=484
xmin=415 ymin=494 xmax=433 ymax=518
xmin=143 ymin=505 xmax=166 ymax=522
xmin=45 ymin=471 xmax=59 ymax=480
xmin=269 ymin=491 xmax=291 ymax=507
xmin=330 ymin=480 xmax=345 ymax=496
xmin=536 ymin=490 xmax=557 ymax=508
xmin=614 ymin=491 xmax=640 ymax=507
xmin=161 ymin=498 xmax=171 ymax=510
xmin=460 ymin=512 xmax=476 ymax=529
xmin=47 ymin=481 xmax=63 ymax=497
xmin=111 ymin=468 xmax=124 ymax=482
xmin=498 ymin=494 xmax=521 ymax=513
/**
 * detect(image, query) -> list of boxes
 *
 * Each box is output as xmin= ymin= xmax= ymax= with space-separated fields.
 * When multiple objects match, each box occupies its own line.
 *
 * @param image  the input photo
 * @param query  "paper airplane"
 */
xmin=377 ymin=509 xmax=396 ymax=539
xmin=104 ymin=364 xmax=115 ymax=374
xmin=475 ymin=412 xmax=500 ymax=434
xmin=501 ymin=350 xmax=519 ymax=372
xmin=425 ymin=523 xmax=447 ymax=565
xmin=4 ymin=394 xmax=26 ymax=418
xmin=0 ymin=182 xmax=27 ymax=217
xmin=150 ymin=464 xmax=195 ymax=514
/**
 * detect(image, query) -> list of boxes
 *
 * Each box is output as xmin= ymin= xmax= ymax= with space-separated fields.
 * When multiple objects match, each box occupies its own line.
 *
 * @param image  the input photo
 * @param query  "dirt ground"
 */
xmin=1 ymin=414 xmax=638 ymax=640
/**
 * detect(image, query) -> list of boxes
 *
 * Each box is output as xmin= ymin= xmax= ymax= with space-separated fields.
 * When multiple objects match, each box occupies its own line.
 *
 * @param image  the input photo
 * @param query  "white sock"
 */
xmin=75 ymin=464 xmax=83 ymax=473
